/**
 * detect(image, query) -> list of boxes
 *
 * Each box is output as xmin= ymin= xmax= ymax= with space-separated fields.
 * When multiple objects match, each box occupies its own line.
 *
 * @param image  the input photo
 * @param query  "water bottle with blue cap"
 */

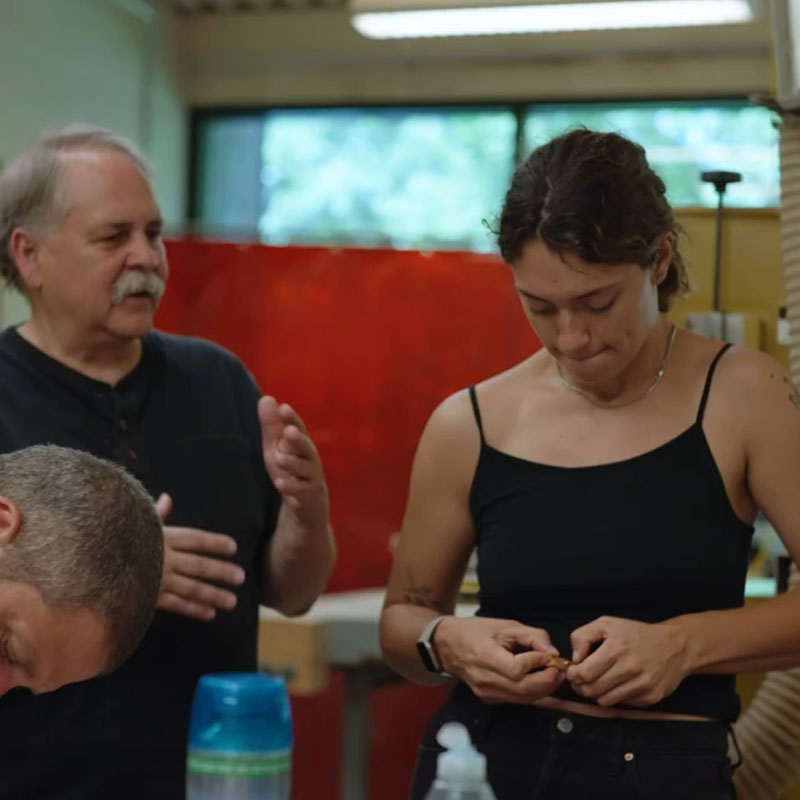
xmin=423 ymin=721 xmax=497 ymax=800
xmin=186 ymin=672 xmax=292 ymax=800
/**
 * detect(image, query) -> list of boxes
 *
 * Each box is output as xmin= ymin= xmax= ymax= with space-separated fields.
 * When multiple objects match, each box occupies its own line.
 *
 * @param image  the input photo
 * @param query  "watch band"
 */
xmin=416 ymin=615 xmax=453 ymax=677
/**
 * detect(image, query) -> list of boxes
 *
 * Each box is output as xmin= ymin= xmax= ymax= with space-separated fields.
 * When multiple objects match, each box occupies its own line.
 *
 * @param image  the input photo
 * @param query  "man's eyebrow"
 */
xmin=91 ymin=217 xmax=162 ymax=232
xmin=89 ymin=221 xmax=129 ymax=233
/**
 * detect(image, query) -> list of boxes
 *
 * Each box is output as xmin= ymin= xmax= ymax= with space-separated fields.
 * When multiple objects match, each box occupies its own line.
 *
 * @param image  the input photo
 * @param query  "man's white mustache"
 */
xmin=110 ymin=271 xmax=166 ymax=305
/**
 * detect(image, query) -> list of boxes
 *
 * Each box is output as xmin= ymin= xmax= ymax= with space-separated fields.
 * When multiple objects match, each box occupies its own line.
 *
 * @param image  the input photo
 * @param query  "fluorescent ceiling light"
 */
xmin=351 ymin=0 xmax=754 ymax=39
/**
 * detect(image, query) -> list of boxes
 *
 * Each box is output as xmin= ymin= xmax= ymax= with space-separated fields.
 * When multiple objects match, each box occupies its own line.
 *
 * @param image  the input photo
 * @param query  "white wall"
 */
xmin=182 ymin=9 xmax=774 ymax=105
xmin=0 ymin=0 xmax=186 ymax=326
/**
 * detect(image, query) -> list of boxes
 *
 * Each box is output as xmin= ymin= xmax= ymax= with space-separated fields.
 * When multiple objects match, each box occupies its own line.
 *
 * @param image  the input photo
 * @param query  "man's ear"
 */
xmin=0 ymin=497 xmax=22 ymax=547
xmin=9 ymin=228 xmax=43 ymax=291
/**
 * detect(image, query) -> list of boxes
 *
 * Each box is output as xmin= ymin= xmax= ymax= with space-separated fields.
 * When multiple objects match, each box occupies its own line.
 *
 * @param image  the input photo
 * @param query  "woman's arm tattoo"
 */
xmin=784 ymin=376 xmax=800 ymax=411
xmin=401 ymin=568 xmax=446 ymax=612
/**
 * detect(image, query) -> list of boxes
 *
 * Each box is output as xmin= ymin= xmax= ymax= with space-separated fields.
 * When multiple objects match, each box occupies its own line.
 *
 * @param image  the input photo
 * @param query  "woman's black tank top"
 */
xmin=468 ymin=344 xmax=754 ymax=720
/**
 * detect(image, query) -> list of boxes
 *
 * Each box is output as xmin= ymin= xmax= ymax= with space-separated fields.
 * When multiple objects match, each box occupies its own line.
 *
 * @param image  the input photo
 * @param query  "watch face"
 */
xmin=417 ymin=639 xmax=439 ymax=674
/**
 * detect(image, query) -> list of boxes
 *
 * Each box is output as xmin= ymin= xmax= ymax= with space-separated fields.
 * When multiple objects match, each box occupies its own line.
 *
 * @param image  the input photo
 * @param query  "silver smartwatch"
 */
xmin=416 ymin=615 xmax=453 ymax=677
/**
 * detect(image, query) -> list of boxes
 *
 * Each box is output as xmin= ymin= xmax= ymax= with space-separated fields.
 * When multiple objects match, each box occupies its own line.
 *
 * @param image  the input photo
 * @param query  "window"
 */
xmin=523 ymin=101 xmax=780 ymax=207
xmin=192 ymin=99 xmax=779 ymax=251
xmin=194 ymin=107 xmax=517 ymax=251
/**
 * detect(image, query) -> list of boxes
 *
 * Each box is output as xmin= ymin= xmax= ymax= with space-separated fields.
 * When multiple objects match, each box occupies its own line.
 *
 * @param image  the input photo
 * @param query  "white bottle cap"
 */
xmin=435 ymin=722 xmax=488 ymax=783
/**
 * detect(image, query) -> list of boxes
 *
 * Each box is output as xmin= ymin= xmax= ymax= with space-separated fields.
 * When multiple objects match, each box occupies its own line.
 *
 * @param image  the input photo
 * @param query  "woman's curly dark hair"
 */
xmin=497 ymin=129 xmax=689 ymax=312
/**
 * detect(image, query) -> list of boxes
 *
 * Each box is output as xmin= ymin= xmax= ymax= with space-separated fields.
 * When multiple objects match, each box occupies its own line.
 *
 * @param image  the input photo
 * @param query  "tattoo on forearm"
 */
xmin=784 ymin=376 xmax=800 ymax=411
xmin=401 ymin=569 xmax=446 ymax=611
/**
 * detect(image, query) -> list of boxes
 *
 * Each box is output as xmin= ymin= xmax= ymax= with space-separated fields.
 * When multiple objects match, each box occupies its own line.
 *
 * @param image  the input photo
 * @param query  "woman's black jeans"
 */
xmin=409 ymin=685 xmax=735 ymax=800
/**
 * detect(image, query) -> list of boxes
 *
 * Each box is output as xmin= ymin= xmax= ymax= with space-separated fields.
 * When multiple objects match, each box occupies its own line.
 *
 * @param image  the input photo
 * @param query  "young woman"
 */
xmin=380 ymin=129 xmax=800 ymax=800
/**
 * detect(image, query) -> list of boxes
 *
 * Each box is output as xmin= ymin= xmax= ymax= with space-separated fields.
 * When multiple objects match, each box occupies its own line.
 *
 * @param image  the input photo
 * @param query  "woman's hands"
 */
xmin=428 ymin=614 xmax=692 ymax=709
xmin=566 ymin=616 xmax=691 ymax=708
xmin=434 ymin=616 xmax=567 ymax=704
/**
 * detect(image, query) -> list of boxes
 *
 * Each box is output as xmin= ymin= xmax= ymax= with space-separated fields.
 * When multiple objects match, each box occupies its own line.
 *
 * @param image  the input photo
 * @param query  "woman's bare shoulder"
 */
xmin=696 ymin=335 xmax=787 ymax=391
xmin=428 ymin=355 xmax=538 ymax=424
xmin=419 ymin=388 xmax=482 ymax=463
xmin=680 ymin=329 xmax=791 ymax=419
xmin=420 ymin=358 xmax=539 ymax=468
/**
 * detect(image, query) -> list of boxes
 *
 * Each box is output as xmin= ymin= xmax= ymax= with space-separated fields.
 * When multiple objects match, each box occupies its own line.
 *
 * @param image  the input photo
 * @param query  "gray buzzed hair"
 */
xmin=0 ymin=124 xmax=152 ymax=293
xmin=0 ymin=445 xmax=164 ymax=672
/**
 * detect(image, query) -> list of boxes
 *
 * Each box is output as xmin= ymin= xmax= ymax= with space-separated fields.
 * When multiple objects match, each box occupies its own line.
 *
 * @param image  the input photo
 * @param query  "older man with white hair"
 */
xmin=0 ymin=126 xmax=335 ymax=798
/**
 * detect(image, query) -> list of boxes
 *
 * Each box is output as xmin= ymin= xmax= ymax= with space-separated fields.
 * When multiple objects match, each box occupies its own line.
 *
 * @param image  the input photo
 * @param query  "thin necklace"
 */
xmin=556 ymin=324 xmax=678 ymax=409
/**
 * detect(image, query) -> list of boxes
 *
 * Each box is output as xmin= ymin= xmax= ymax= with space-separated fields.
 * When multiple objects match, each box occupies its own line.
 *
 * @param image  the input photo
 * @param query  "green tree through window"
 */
xmin=524 ymin=102 xmax=779 ymax=207
xmin=193 ymin=100 xmax=779 ymax=251
xmin=259 ymin=108 xmax=516 ymax=251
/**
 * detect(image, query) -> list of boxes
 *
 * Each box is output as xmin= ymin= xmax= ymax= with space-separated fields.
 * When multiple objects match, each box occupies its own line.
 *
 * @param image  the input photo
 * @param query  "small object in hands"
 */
xmin=511 ymin=646 xmax=571 ymax=669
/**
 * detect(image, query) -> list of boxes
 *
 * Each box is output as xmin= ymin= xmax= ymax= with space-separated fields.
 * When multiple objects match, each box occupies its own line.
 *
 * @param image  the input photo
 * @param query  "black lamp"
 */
xmin=700 ymin=170 xmax=742 ymax=319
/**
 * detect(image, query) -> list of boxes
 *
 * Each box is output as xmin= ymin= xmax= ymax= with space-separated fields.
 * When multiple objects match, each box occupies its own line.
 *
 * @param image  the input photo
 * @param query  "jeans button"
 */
xmin=556 ymin=716 xmax=573 ymax=734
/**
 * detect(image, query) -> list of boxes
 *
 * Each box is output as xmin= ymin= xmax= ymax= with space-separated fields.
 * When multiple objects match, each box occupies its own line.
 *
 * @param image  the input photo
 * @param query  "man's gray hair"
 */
xmin=0 ymin=445 xmax=164 ymax=672
xmin=0 ymin=124 xmax=152 ymax=293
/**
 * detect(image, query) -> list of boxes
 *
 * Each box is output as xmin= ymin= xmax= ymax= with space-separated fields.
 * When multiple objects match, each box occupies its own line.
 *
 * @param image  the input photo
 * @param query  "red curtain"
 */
xmin=157 ymin=240 xmax=540 ymax=799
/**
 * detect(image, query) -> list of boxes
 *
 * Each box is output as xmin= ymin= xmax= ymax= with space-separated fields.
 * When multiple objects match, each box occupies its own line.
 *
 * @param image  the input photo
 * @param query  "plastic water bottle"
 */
xmin=423 ymin=722 xmax=498 ymax=800
xmin=186 ymin=673 xmax=292 ymax=800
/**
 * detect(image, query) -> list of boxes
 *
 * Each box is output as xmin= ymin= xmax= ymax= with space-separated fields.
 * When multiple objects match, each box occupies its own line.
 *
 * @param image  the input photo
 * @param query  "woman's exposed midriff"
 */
xmin=531 ymin=694 xmax=713 ymax=722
